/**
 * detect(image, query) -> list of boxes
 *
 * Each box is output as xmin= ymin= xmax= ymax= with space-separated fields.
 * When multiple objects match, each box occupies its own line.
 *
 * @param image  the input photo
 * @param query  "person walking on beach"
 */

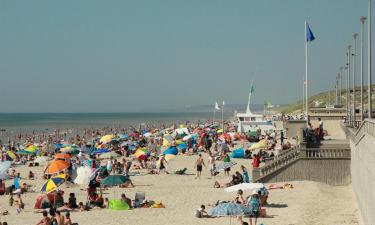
xmin=158 ymin=155 xmax=168 ymax=174
xmin=194 ymin=154 xmax=206 ymax=178
xmin=207 ymin=153 xmax=216 ymax=176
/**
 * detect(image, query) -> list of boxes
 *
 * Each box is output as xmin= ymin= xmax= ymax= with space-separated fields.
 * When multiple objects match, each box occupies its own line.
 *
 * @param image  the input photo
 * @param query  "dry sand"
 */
xmin=0 ymin=153 xmax=362 ymax=225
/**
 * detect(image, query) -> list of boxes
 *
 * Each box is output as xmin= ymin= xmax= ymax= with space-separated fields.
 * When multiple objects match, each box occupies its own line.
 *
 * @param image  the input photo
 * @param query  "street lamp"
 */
xmin=352 ymin=33 xmax=358 ymax=126
xmin=360 ymin=16 xmax=366 ymax=121
xmin=347 ymin=45 xmax=352 ymax=125
xmin=340 ymin=66 xmax=344 ymax=105
xmin=368 ymin=0 xmax=373 ymax=118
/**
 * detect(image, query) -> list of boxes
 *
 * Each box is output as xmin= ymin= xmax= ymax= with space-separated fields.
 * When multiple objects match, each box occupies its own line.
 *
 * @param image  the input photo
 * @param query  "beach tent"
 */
xmin=230 ymin=148 xmax=245 ymax=158
xmin=34 ymin=194 xmax=52 ymax=209
xmin=108 ymin=199 xmax=130 ymax=210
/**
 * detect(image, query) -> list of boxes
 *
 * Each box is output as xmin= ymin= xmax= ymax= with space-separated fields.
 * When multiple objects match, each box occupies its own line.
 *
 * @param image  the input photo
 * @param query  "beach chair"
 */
xmin=134 ymin=192 xmax=145 ymax=208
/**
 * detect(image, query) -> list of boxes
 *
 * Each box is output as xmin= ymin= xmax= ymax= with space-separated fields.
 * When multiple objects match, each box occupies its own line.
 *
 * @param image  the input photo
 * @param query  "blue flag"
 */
xmin=306 ymin=22 xmax=315 ymax=42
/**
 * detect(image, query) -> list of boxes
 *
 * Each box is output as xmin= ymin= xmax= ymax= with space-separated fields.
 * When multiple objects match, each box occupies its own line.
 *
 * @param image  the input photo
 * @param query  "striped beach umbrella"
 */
xmin=41 ymin=174 xmax=68 ymax=193
xmin=209 ymin=203 xmax=251 ymax=217
xmin=25 ymin=145 xmax=38 ymax=153
xmin=134 ymin=149 xmax=147 ymax=160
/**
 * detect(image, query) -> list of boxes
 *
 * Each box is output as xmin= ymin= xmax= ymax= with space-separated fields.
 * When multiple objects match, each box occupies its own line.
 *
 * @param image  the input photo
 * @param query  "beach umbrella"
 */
xmin=45 ymin=160 xmax=69 ymax=174
xmin=0 ymin=161 xmax=11 ymax=174
xmin=215 ymin=162 xmax=237 ymax=172
xmin=209 ymin=203 xmax=251 ymax=217
xmin=74 ymin=166 xmax=92 ymax=186
xmin=164 ymin=154 xmax=176 ymax=161
xmin=41 ymin=173 xmax=68 ymax=193
xmin=60 ymin=146 xmax=79 ymax=153
xmin=55 ymin=153 xmax=72 ymax=160
xmin=98 ymin=151 xmax=121 ymax=159
xmin=16 ymin=149 xmax=34 ymax=155
xmin=6 ymin=151 xmax=16 ymax=160
xmin=101 ymin=175 xmax=129 ymax=187
xmin=54 ymin=143 xmax=63 ymax=149
xmin=230 ymin=148 xmax=244 ymax=158
xmin=163 ymin=146 xmax=178 ymax=155
xmin=92 ymin=148 xmax=110 ymax=155
xmin=25 ymin=145 xmax=38 ymax=153
xmin=133 ymin=149 xmax=147 ymax=161
xmin=224 ymin=183 xmax=265 ymax=193
xmin=100 ymin=134 xmax=115 ymax=144
xmin=178 ymin=143 xmax=187 ymax=150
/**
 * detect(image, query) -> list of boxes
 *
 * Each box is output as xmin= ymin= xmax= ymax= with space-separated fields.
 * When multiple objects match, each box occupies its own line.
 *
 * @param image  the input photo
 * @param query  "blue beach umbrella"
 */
xmin=209 ymin=203 xmax=251 ymax=217
xmin=230 ymin=148 xmax=244 ymax=158
xmin=92 ymin=148 xmax=110 ymax=155
xmin=163 ymin=146 xmax=178 ymax=155
xmin=178 ymin=143 xmax=187 ymax=150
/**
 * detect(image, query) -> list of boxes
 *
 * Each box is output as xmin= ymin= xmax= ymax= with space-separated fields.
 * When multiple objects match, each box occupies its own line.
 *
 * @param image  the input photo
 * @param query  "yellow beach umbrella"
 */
xmin=100 ymin=134 xmax=115 ymax=144
xmin=7 ymin=151 xmax=16 ymax=160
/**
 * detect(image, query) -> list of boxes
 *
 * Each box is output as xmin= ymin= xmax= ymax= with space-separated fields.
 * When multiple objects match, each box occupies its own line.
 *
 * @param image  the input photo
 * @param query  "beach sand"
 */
xmin=0 ymin=153 xmax=362 ymax=225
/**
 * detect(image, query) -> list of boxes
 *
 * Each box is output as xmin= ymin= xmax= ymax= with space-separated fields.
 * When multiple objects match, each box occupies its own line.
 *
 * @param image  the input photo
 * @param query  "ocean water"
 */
xmin=0 ymin=112 xmax=234 ymax=131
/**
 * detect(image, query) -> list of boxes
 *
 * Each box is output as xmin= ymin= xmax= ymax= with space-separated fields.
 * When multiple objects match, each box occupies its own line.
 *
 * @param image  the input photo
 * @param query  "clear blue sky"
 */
xmin=0 ymin=0 xmax=373 ymax=112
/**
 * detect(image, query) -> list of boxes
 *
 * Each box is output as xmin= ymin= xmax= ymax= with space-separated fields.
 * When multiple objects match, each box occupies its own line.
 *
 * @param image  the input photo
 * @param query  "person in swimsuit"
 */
xmin=35 ymin=211 xmax=51 ymax=225
xmin=194 ymin=154 xmax=206 ymax=178
xmin=158 ymin=155 xmax=168 ymax=174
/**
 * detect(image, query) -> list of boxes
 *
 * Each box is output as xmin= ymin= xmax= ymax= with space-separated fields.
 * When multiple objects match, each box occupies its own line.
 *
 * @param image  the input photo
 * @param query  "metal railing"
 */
xmin=347 ymin=119 xmax=375 ymax=145
xmin=253 ymin=145 xmax=351 ymax=182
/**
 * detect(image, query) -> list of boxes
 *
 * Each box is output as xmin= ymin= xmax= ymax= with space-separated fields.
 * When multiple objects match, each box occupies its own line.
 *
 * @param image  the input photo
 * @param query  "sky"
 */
xmin=0 ymin=0 xmax=374 ymax=113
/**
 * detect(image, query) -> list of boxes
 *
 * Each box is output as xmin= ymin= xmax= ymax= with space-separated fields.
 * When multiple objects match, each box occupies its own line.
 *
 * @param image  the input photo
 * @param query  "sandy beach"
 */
xmin=0 ymin=153 xmax=362 ymax=225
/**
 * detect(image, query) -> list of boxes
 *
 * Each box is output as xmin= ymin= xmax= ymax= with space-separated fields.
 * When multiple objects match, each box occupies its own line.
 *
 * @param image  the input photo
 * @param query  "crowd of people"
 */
xmin=0 ymin=118 xmax=289 ymax=225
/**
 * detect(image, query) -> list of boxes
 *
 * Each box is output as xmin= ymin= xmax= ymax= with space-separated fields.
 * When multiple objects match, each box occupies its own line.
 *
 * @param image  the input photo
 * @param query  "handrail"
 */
xmin=346 ymin=119 xmax=375 ymax=145
xmin=253 ymin=145 xmax=351 ymax=182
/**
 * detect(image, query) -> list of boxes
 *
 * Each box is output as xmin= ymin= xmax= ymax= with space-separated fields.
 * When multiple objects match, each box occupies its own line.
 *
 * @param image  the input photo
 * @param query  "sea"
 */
xmin=0 ymin=112 xmax=234 ymax=132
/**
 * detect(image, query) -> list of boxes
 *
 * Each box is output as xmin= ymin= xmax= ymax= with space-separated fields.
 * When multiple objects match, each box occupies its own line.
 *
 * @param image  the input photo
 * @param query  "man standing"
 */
xmin=194 ymin=154 xmax=206 ymax=178
xmin=318 ymin=118 xmax=324 ymax=140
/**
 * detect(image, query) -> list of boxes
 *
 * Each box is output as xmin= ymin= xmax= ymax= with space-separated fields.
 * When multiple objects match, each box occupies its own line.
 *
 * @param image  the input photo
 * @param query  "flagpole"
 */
xmin=221 ymin=102 xmax=224 ymax=131
xmin=213 ymin=107 xmax=216 ymax=124
xmin=302 ymin=80 xmax=305 ymax=113
xmin=305 ymin=21 xmax=308 ymax=125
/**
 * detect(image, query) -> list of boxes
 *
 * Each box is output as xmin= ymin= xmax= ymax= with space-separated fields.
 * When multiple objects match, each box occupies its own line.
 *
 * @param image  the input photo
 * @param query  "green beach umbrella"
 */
xmin=98 ymin=151 xmax=121 ymax=159
xmin=101 ymin=175 xmax=129 ymax=187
